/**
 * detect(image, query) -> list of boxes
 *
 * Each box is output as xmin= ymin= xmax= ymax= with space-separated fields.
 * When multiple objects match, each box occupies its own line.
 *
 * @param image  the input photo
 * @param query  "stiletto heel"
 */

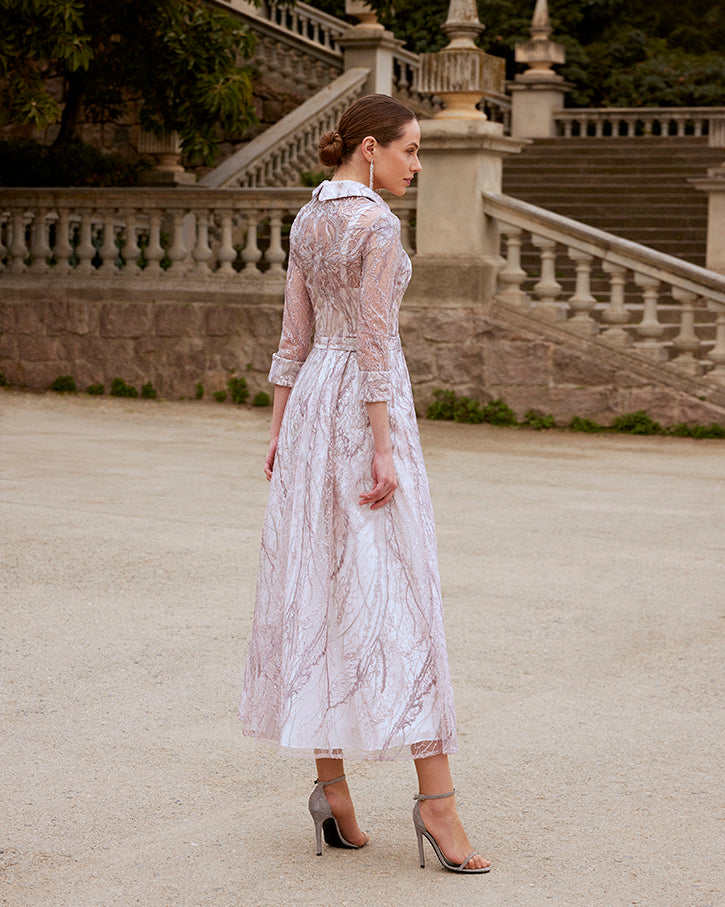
xmin=413 ymin=790 xmax=490 ymax=874
xmin=308 ymin=775 xmax=369 ymax=856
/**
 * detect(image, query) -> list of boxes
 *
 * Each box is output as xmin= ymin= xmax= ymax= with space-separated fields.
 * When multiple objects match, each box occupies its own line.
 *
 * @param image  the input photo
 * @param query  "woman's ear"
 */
xmin=361 ymin=136 xmax=376 ymax=162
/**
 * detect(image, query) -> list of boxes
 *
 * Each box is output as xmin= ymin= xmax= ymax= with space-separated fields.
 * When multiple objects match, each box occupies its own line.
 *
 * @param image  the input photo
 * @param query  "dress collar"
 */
xmin=312 ymin=179 xmax=388 ymax=207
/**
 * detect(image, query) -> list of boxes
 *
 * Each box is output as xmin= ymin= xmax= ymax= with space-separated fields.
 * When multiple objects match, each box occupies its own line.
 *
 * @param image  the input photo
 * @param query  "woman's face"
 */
xmin=372 ymin=119 xmax=422 ymax=196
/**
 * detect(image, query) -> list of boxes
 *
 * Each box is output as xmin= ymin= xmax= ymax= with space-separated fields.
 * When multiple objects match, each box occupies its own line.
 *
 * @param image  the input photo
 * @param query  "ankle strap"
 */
xmin=315 ymin=774 xmax=346 ymax=786
xmin=414 ymin=789 xmax=455 ymax=801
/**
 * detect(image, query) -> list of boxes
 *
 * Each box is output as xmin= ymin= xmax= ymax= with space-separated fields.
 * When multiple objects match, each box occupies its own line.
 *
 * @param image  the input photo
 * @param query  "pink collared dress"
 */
xmin=239 ymin=180 xmax=457 ymax=761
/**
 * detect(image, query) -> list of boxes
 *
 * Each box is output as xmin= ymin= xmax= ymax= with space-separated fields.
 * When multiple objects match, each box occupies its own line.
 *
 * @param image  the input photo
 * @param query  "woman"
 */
xmin=239 ymin=94 xmax=489 ymax=874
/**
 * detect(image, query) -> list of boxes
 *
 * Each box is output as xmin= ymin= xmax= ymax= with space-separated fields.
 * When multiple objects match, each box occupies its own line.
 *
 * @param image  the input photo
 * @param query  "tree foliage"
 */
xmin=0 ymin=0 xmax=259 ymax=164
xmin=312 ymin=0 xmax=725 ymax=107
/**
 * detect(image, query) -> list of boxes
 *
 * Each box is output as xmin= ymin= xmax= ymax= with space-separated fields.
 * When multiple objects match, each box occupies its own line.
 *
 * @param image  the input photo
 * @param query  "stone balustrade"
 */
xmin=265 ymin=0 xmax=348 ymax=51
xmin=486 ymin=191 xmax=725 ymax=384
xmin=201 ymin=69 xmax=370 ymax=188
xmin=0 ymin=186 xmax=417 ymax=280
xmin=216 ymin=0 xmax=347 ymax=52
xmin=555 ymin=107 xmax=725 ymax=145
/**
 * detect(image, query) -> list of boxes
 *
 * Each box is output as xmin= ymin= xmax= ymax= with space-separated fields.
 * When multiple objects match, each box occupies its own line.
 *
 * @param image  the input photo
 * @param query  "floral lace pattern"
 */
xmin=239 ymin=181 xmax=457 ymax=761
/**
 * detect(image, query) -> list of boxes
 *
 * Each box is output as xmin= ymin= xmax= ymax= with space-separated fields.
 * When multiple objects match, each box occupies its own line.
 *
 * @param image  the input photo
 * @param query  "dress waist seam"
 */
xmin=313 ymin=335 xmax=401 ymax=353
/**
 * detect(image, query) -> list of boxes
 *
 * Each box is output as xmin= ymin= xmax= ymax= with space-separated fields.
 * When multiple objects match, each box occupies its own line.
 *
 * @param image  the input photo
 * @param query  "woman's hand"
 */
xmin=359 ymin=449 xmax=398 ymax=510
xmin=264 ymin=436 xmax=279 ymax=481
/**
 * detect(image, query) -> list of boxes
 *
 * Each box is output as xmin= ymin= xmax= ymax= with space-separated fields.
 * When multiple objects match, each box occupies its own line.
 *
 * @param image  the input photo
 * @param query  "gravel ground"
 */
xmin=1 ymin=390 xmax=723 ymax=907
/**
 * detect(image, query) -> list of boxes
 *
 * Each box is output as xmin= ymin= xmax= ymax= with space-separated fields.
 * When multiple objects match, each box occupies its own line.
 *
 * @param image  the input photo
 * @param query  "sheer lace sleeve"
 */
xmin=357 ymin=214 xmax=399 ymax=402
xmin=268 ymin=249 xmax=314 ymax=386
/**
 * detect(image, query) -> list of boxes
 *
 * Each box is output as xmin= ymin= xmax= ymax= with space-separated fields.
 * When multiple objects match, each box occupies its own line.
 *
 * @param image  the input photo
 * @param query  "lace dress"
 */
xmin=238 ymin=180 xmax=457 ymax=761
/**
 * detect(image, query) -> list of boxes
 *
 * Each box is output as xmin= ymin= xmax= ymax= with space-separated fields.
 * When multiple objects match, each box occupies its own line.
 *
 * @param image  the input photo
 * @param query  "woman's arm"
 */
xmin=264 ymin=385 xmax=292 ymax=480
xmin=359 ymin=400 xmax=398 ymax=510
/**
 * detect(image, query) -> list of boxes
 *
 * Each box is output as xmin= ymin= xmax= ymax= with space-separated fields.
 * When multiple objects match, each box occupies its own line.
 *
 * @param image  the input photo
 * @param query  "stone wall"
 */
xmin=3 ymin=275 xmax=725 ymax=427
xmin=0 ymin=284 xmax=284 ymax=402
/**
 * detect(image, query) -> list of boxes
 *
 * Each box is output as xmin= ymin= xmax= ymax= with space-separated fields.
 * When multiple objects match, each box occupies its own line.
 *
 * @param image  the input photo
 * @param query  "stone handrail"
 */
xmin=201 ymin=68 xmax=370 ymax=188
xmin=0 ymin=186 xmax=417 ymax=281
xmin=485 ymin=191 xmax=725 ymax=383
xmin=555 ymin=107 xmax=725 ymax=145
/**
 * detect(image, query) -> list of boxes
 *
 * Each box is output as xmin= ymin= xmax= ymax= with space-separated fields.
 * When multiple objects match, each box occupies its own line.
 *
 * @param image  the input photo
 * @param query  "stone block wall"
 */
xmin=0 ymin=285 xmax=283 ymax=401
xmin=2 ymin=276 xmax=725 ymax=427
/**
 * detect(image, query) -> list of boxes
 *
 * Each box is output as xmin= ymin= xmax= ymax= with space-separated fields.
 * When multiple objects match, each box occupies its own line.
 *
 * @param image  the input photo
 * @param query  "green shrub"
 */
xmin=0 ymin=372 xmax=9 ymax=387
xmin=213 ymin=390 xmax=227 ymax=403
xmin=427 ymin=389 xmax=457 ymax=420
xmin=523 ymin=410 xmax=556 ymax=430
xmin=481 ymin=398 xmax=518 ymax=426
xmin=670 ymin=421 xmax=725 ymax=439
xmin=252 ymin=391 xmax=271 ymax=407
xmin=611 ymin=410 xmax=663 ymax=435
xmin=227 ymin=376 xmax=249 ymax=405
xmin=195 ymin=382 xmax=204 ymax=400
xmin=50 ymin=374 xmax=77 ymax=393
xmin=86 ymin=383 xmax=105 ymax=395
xmin=141 ymin=381 xmax=157 ymax=399
xmin=110 ymin=378 xmax=138 ymax=398
xmin=569 ymin=416 xmax=604 ymax=433
xmin=451 ymin=396 xmax=484 ymax=423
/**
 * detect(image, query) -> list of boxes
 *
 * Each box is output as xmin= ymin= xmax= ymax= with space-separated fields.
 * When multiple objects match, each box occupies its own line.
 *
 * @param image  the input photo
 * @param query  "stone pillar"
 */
xmin=337 ymin=1 xmax=399 ymax=96
xmin=692 ymin=167 xmax=725 ymax=274
xmin=416 ymin=120 xmax=526 ymax=260
xmin=412 ymin=1 xmax=527 ymax=305
xmin=509 ymin=0 xmax=570 ymax=138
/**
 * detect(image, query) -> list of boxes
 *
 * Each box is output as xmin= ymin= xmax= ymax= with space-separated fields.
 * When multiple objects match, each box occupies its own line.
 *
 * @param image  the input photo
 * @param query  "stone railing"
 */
xmin=214 ymin=0 xmax=346 ymax=53
xmin=555 ymin=107 xmax=725 ymax=145
xmin=201 ymin=68 xmax=370 ymax=188
xmin=212 ymin=0 xmax=345 ymax=97
xmin=486 ymin=191 xmax=725 ymax=383
xmin=0 ymin=185 xmax=417 ymax=280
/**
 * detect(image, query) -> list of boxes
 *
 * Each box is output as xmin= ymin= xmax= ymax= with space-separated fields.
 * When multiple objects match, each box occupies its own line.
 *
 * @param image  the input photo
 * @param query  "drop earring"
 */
xmin=369 ymin=156 xmax=374 ymax=190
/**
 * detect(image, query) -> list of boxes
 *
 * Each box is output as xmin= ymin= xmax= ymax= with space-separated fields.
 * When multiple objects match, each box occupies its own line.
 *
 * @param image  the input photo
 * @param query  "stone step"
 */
xmin=502 ymin=137 xmax=719 ymax=267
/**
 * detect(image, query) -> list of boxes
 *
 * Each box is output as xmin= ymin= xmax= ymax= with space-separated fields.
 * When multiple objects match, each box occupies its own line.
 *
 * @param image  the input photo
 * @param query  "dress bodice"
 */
xmin=268 ymin=180 xmax=412 ymax=402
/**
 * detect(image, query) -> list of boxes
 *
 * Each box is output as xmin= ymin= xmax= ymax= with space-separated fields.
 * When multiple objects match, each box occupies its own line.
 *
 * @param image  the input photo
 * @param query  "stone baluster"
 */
xmin=54 ymin=207 xmax=74 ymax=273
xmin=122 ymin=209 xmax=142 ymax=272
xmin=634 ymin=273 xmax=666 ymax=360
xmin=144 ymin=210 xmax=165 ymax=275
xmin=531 ymin=235 xmax=563 ymax=319
xmin=98 ymin=210 xmax=118 ymax=273
xmin=166 ymin=209 xmax=188 ymax=275
xmin=497 ymin=227 xmax=528 ymax=306
xmin=30 ymin=208 xmax=51 ymax=273
xmin=566 ymin=249 xmax=597 ymax=335
xmin=266 ymin=212 xmax=287 ymax=277
xmin=190 ymin=209 xmax=214 ymax=276
xmin=707 ymin=310 xmax=725 ymax=381
xmin=669 ymin=287 xmax=703 ymax=375
xmin=242 ymin=210 xmax=262 ymax=273
xmin=600 ymin=262 xmax=631 ymax=346
xmin=215 ymin=209 xmax=237 ymax=277
xmin=694 ymin=118 xmax=703 ymax=137
xmin=8 ymin=209 xmax=29 ymax=273
xmin=75 ymin=209 xmax=98 ymax=274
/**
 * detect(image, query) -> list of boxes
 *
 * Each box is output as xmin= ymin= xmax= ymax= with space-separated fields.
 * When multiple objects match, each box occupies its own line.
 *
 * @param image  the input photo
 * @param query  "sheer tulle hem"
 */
xmin=239 ymin=721 xmax=458 ymax=762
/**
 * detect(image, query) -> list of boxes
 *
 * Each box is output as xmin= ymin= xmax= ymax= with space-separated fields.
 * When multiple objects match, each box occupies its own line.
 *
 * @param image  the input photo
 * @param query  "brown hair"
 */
xmin=318 ymin=94 xmax=417 ymax=168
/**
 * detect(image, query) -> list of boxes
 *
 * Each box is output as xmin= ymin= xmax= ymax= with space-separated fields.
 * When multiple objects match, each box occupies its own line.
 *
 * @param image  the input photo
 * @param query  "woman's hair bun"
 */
xmin=318 ymin=130 xmax=345 ymax=167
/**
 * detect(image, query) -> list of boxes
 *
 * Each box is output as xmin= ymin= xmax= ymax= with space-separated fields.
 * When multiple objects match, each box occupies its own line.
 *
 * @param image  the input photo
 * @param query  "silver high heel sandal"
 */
xmin=413 ymin=790 xmax=490 ymax=873
xmin=308 ymin=774 xmax=369 ymax=856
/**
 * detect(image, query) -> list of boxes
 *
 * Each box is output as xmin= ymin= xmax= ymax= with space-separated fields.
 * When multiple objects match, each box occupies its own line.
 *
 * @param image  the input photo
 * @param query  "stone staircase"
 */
xmin=503 ymin=137 xmax=724 ymax=267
